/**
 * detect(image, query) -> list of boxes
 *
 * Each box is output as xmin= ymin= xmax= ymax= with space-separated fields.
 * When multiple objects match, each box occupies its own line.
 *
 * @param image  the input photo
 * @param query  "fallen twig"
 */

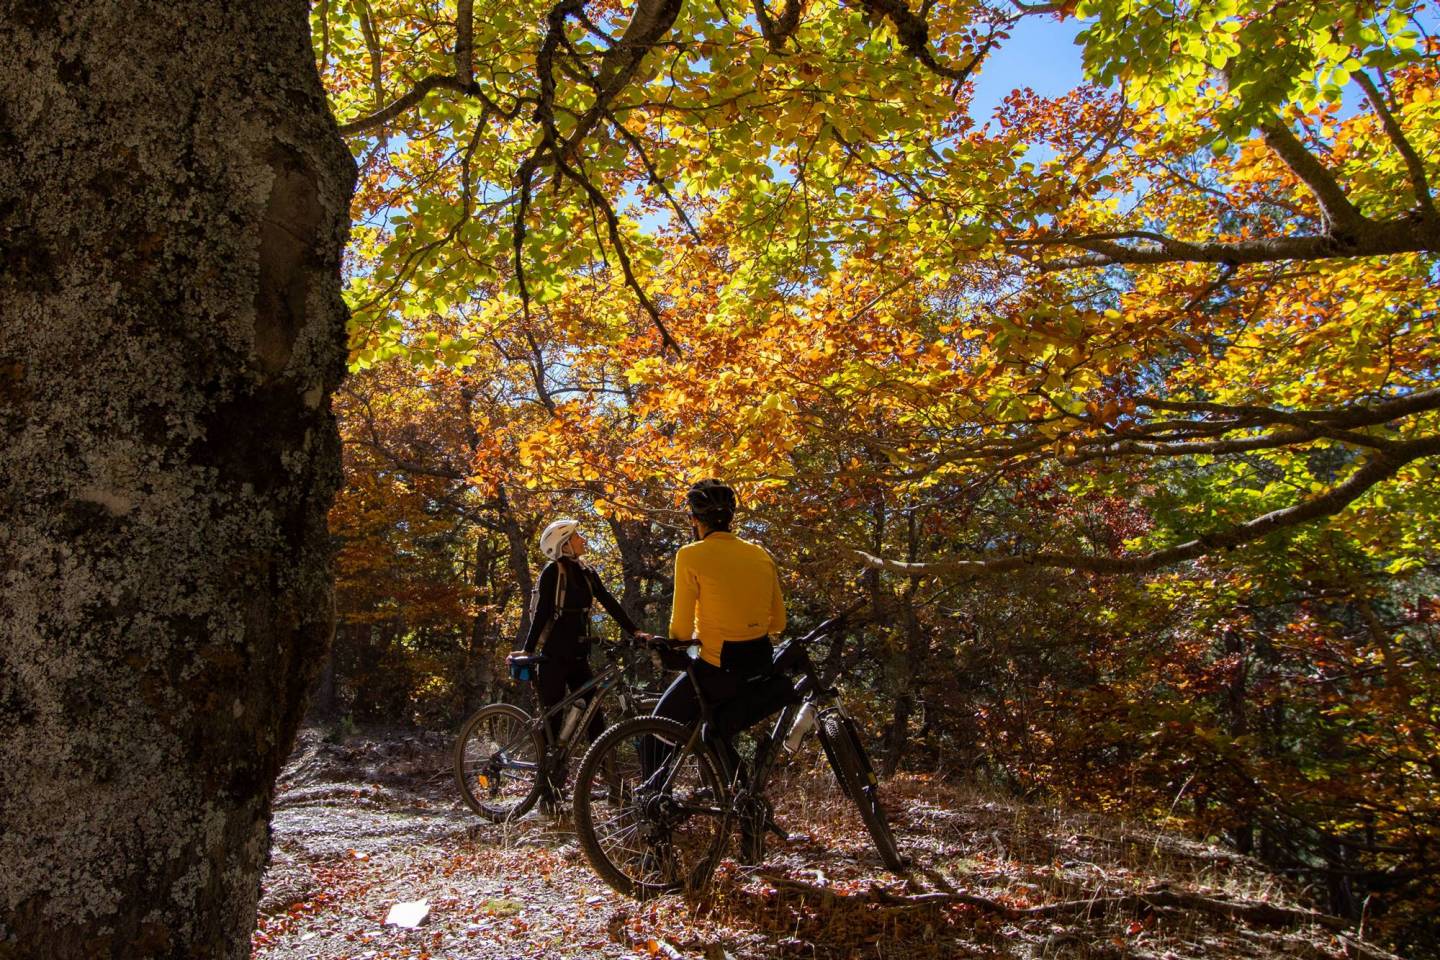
xmin=755 ymin=871 xmax=1350 ymax=933
xmin=1335 ymin=932 xmax=1408 ymax=960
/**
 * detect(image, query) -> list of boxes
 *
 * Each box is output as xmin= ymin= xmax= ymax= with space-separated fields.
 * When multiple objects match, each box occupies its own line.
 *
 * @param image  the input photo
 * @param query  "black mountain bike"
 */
xmin=453 ymin=637 xmax=658 ymax=822
xmin=571 ymin=611 xmax=905 ymax=898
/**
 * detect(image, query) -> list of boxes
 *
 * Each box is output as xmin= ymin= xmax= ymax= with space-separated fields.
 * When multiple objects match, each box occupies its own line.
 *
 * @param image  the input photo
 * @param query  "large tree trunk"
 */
xmin=0 ymin=3 xmax=353 ymax=958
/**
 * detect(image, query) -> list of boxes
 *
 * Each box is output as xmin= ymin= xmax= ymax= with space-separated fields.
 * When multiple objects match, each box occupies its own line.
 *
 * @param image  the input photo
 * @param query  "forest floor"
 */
xmin=252 ymin=726 xmax=1400 ymax=960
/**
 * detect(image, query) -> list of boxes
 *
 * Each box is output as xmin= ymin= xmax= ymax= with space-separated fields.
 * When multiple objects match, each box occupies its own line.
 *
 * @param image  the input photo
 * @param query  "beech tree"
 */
xmin=0 ymin=2 xmax=352 ymax=958
xmin=319 ymin=1 xmax=1438 ymax=943
xmin=326 ymin=0 xmax=1438 ymax=579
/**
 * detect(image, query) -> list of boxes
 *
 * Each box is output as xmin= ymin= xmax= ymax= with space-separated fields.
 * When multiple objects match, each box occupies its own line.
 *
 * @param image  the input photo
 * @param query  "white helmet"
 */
xmin=539 ymin=519 xmax=581 ymax=560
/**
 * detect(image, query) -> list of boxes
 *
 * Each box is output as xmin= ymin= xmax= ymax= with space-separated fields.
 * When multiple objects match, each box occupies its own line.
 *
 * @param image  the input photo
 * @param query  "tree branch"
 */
xmin=1137 ymin=386 xmax=1440 ymax=432
xmin=1058 ymin=427 xmax=1389 ymax=465
xmin=1353 ymin=70 xmax=1436 ymax=221
xmin=602 ymin=107 xmax=703 ymax=242
xmin=513 ymin=0 xmax=685 ymax=351
xmin=1259 ymin=119 xmax=1363 ymax=235
xmin=359 ymin=1 xmax=386 ymax=123
xmin=850 ymin=0 xmax=998 ymax=83
xmin=335 ymin=0 xmax=508 ymax=137
xmin=1011 ymin=214 xmax=1439 ymax=270
xmin=456 ymin=0 xmax=475 ymax=85
xmin=556 ymin=154 xmax=681 ymax=353
xmin=339 ymin=75 xmax=481 ymax=137
xmin=760 ymin=873 xmax=1351 ymax=931
xmin=856 ymin=435 xmax=1440 ymax=578
xmin=753 ymin=0 xmax=804 ymax=50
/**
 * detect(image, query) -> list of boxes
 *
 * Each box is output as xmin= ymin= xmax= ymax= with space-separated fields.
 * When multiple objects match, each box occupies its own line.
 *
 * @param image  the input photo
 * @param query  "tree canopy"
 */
xmin=310 ymin=0 xmax=1440 ymax=951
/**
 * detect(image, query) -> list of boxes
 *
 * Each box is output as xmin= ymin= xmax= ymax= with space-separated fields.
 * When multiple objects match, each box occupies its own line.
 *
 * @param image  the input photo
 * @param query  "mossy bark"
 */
xmin=0 ymin=2 xmax=354 ymax=957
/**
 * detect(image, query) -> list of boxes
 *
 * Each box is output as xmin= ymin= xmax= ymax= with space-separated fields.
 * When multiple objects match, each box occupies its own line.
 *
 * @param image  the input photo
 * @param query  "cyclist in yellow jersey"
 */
xmin=652 ymin=479 xmax=793 ymax=760
xmin=668 ymin=516 xmax=786 ymax=668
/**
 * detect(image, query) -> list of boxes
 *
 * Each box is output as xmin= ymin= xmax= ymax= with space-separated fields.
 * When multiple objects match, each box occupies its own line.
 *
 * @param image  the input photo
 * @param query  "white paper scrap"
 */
xmin=384 ymin=900 xmax=430 ymax=928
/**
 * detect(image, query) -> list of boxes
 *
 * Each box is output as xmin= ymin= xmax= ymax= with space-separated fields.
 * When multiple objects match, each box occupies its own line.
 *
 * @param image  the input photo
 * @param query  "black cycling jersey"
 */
xmin=520 ymin=557 xmax=638 ymax=658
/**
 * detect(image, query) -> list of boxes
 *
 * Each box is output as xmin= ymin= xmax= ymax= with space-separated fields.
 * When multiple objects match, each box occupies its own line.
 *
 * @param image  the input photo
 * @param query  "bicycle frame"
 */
xmin=524 ymin=647 xmax=654 ymax=764
xmin=648 ymin=615 xmax=850 ymax=801
xmin=571 ymin=610 xmax=904 ymax=896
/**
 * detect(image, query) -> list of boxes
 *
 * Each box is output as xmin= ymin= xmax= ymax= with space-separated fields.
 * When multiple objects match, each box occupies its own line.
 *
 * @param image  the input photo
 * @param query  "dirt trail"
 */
xmin=254 ymin=727 xmax=1393 ymax=960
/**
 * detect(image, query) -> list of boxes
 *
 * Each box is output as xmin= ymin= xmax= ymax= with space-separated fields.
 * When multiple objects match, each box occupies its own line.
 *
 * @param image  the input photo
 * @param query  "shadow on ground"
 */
xmin=254 ymin=727 xmax=1394 ymax=960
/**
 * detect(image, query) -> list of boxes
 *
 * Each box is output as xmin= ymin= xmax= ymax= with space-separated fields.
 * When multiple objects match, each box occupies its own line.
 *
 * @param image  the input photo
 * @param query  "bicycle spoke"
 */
xmin=574 ymin=716 xmax=729 ymax=897
xmin=454 ymin=704 xmax=544 ymax=821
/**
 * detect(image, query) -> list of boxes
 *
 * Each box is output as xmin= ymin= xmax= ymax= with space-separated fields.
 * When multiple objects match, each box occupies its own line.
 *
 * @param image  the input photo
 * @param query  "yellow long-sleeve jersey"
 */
xmin=667 ymin=532 xmax=786 ymax=667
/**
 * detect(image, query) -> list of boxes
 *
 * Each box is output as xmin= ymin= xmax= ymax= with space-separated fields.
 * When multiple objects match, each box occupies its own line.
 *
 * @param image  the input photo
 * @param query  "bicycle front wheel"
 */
xmin=454 ymin=703 xmax=545 ymax=822
xmin=573 ymin=716 xmax=729 ymax=899
xmin=818 ymin=710 xmax=906 ymax=872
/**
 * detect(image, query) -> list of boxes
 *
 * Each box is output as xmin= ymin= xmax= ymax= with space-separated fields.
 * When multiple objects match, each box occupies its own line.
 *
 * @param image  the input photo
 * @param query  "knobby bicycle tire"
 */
xmin=573 ymin=715 xmax=729 ymax=899
xmin=453 ymin=702 xmax=545 ymax=822
xmin=818 ymin=710 xmax=906 ymax=872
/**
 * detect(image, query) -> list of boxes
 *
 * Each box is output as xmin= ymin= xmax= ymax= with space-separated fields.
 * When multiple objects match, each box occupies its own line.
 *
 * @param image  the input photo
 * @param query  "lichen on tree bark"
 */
xmin=0 ymin=2 xmax=354 ymax=958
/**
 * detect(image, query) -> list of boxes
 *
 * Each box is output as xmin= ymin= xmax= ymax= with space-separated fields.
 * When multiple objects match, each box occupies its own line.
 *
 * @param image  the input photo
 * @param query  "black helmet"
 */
xmin=686 ymin=478 xmax=736 ymax=527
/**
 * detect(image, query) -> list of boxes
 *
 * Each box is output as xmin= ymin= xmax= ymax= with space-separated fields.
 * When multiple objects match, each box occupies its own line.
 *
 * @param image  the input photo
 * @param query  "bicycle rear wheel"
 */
xmin=573 ymin=716 xmax=729 ymax=899
xmin=454 ymin=703 xmax=545 ymax=822
xmin=817 ymin=710 xmax=906 ymax=872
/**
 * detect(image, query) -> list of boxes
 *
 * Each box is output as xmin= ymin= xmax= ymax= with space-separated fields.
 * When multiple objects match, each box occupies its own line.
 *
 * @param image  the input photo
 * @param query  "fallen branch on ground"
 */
xmin=755 ymin=872 xmax=1350 ymax=931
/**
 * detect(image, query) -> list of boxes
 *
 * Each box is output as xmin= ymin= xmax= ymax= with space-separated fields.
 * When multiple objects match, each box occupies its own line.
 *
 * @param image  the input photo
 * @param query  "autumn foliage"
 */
xmin=313 ymin=1 xmax=1440 ymax=953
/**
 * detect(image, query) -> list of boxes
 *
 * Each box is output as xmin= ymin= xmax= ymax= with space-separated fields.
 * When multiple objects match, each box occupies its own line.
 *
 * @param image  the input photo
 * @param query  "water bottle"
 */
xmin=783 ymin=702 xmax=816 ymax=753
xmin=559 ymin=700 xmax=586 ymax=741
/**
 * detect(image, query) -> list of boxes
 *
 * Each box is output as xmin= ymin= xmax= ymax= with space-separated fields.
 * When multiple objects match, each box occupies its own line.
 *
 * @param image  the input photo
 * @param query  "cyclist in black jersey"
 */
xmin=510 ymin=519 xmax=639 ymax=743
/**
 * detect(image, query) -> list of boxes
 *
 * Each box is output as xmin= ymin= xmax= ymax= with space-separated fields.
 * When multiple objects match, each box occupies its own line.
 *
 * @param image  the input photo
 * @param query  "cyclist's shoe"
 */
xmin=735 ymin=792 xmax=775 ymax=866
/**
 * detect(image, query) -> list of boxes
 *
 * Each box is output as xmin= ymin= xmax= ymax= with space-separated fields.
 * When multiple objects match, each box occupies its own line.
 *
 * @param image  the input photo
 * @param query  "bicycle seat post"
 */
xmin=685 ymin=661 xmax=714 ymax=726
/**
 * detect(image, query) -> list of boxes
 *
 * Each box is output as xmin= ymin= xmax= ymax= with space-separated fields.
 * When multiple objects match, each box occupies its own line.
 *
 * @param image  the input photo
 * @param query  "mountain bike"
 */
xmin=453 ymin=636 xmax=660 ymax=822
xmin=570 ymin=610 xmax=905 ymax=898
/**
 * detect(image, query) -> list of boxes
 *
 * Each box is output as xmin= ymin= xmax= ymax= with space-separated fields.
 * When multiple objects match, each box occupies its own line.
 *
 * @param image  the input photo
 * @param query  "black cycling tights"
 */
xmin=645 ymin=637 xmax=795 ymax=780
xmin=534 ymin=654 xmax=606 ymax=744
